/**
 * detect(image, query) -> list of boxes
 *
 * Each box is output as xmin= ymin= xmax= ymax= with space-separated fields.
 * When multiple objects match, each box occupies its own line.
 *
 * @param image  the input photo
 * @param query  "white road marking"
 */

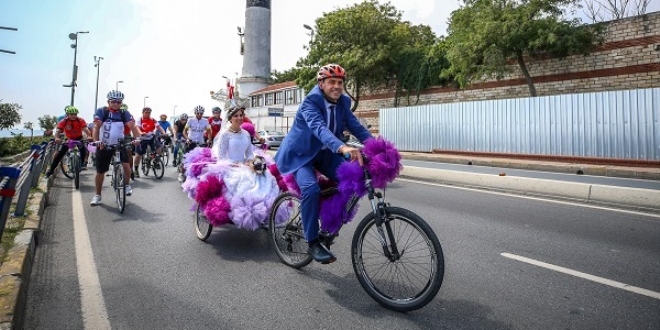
xmin=398 ymin=178 xmax=660 ymax=220
xmin=501 ymin=253 xmax=660 ymax=300
xmin=72 ymin=186 xmax=112 ymax=330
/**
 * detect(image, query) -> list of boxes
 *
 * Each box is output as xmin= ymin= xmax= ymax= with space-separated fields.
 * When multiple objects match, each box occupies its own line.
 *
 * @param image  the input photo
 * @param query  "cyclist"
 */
xmin=206 ymin=107 xmax=223 ymax=143
xmin=274 ymin=64 xmax=372 ymax=264
xmin=172 ymin=113 xmax=188 ymax=167
xmin=157 ymin=114 xmax=175 ymax=149
xmin=133 ymin=107 xmax=166 ymax=177
xmin=90 ymin=90 xmax=142 ymax=206
xmin=45 ymin=106 xmax=91 ymax=178
xmin=180 ymin=106 xmax=211 ymax=182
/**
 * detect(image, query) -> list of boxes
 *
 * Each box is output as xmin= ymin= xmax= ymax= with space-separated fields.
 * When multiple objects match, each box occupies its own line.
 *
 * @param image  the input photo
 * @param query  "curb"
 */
xmin=400 ymin=166 xmax=660 ymax=213
xmin=0 ymin=175 xmax=51 ymax=330
xmin=401 ymin=153 xmax=660 ymax=181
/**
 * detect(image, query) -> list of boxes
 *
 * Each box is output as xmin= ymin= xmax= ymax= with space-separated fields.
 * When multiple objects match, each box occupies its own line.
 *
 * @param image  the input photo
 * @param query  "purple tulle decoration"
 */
xmin=194 ymin=175 xmax=224 ymax=207
xmin=363 ymin=137 xmax=402 ymax=189
xmin=184 ymin=147 xmax=214 ymax=170
xmin=319 ymin=192 xmax=353 ymax=234
xmin=189 ymin=163 xmax=207 ymax=178
xmin=203 ymin=197 xmax=232 ymax=226
xmin=229 ymin=195 xmax=269 ymax=230
xmin=337 ymin=161 xmax=366 ymax=196
xmin=181 ymin=177 xmax=200 ymax=199
xmin=241 ymin=122 xmax=256 ymax=137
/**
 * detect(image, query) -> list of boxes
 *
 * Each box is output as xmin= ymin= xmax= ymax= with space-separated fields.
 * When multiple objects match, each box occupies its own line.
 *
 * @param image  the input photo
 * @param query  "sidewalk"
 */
xmin=400 ymin=152 xmax=660 ymax=181
xmin=398 ymin=152 xmax=660 ymax=213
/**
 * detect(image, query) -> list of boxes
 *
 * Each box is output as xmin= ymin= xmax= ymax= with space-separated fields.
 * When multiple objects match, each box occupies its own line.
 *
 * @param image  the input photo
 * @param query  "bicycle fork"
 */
xmin=365 ymin=177 xmax=401 ymax=262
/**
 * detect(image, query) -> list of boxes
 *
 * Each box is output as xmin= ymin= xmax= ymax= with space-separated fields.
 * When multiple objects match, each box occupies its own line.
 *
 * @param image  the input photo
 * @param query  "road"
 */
xmin=23 ymin=165 xmax=660 ymax=330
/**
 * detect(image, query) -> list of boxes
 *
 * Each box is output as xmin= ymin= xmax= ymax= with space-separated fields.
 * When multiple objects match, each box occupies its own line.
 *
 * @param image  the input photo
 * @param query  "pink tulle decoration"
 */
xmin=363 ymin=137 xmax=402 ymax=189
xmin=241 ymin=122 xmax=256 ymax=137
xmin=267 ymin=164 xmax=290 ymax=192
xmin=283 ymin=174 xmax=300 ymax=196
xmin=194 ymin=175 xmax=224 ymax=207
xmin=203 ymin=197 xmax=232 ymax=226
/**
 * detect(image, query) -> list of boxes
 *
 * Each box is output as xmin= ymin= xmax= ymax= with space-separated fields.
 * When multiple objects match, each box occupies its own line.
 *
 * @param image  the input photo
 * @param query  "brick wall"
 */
xmin=355 ymin=12 xmax=660 ymax=131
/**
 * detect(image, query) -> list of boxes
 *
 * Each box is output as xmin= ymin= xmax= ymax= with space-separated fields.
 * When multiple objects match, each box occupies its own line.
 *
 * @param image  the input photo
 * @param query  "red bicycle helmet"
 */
xmin=317 ymin=64 xmax=346 ymax=81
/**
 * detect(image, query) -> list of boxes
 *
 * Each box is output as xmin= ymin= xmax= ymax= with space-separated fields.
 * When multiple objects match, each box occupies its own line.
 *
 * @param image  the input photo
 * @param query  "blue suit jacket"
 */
xmin=274 ymin=86 xmax=372 ymax=175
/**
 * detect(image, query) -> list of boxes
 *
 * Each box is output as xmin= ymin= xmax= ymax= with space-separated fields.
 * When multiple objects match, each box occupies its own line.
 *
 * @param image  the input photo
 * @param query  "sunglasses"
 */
xmin=109 ymin=100 xmax=122 ymax=104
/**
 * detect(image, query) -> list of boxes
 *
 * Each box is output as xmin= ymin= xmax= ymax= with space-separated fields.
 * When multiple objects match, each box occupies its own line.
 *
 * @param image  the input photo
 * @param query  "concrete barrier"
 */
xmin=400 ymin=166 xmax=660 ymax=213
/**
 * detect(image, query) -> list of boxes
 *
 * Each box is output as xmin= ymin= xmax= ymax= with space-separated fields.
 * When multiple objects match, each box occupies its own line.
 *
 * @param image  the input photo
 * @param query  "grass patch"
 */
xmin=0 ymin=191 xmax=34 ymax=263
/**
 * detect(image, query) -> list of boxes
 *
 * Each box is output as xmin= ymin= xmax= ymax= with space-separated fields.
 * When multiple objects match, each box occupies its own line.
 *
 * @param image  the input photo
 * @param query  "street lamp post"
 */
xmin=143 ymin=96 xmax=149 ymax=108
xmin=116 ymin=80 xmax=123 ymax=91
xmin=93 ymin=56 xmax=104 ymax=111
xmin=303 ymin=24 xmax=315 ymax=43
xmin=67 ymin=31 xmax=89 ymax=106
xmin=0 ymin=26 xmax=18 ymax=54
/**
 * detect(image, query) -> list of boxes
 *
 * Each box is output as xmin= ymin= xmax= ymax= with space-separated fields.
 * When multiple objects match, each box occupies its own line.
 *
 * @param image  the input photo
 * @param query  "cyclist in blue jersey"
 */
xmin=157 ymin=114 xmax=175 ymax=148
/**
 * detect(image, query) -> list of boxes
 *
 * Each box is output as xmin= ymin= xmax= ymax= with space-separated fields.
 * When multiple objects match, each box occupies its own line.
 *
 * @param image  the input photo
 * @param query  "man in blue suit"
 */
xmin=275 ymin=64 xmax=372 ymax=264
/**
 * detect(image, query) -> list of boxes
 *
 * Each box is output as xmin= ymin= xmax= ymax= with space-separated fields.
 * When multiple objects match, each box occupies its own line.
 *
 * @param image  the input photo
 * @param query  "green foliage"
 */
xmin=0 ymin=134 xmax=50 ymax=158
xmin=37 ymin=115 xmax=58 ymax=131
xmin=271 ymin=68 xmax=301 ymax=83
xmin=443 ymin=0 xmax=605 ymax=96
xmin=0 ymin=100 xmax=22 ymax=130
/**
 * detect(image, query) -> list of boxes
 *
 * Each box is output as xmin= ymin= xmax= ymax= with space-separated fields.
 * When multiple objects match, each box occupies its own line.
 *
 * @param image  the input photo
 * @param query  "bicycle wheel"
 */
xmin=268 ymin=192 xmax=313 ymax=269
xmin=72 ymin=154 xmax=80 ymax=189
xmin=351 ymin=206 xmax=444 ymax=312
xmin=162 ymin=148 xmax=170 ymax=166
xmin=141 ymin=156 xmax=150 ymax=176
xmin=60 ymin=154 xmax=74 ymax=179
xmin=194 ymin=204 xmax=213 ymax=241
xmin=114 ymin=164 xmax=126 ymax=213
xmin=152 ymin=157 xmax=165 ymax=179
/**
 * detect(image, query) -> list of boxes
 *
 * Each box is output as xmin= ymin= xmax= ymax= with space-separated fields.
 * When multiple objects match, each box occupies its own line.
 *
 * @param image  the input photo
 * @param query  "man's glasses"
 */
xmin=109 ymin=100 xmax=122 ymax=104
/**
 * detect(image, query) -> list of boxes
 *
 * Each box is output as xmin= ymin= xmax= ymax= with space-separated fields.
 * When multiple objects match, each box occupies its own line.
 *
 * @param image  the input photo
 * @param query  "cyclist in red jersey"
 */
xmin=45 ymin=106 xmax=91 ymax=177
xmin=133 ymin=107 xmax=166 ymax=177
xmin=207 ymin=107 xmax=223 ymax=142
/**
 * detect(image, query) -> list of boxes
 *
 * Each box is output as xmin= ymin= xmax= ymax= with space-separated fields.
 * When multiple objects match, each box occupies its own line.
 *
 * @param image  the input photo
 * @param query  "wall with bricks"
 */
xmin=355 ymin=12 xmax=660 ymax=131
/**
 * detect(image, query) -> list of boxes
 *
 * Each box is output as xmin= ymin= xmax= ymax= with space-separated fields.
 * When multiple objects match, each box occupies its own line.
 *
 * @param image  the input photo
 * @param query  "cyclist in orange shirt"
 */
xmin=45 ymin=106 xmax=91 ymax=177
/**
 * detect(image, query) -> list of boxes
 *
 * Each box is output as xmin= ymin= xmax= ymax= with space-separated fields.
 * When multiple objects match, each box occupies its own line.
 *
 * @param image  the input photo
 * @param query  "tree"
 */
xmin=0 ymin=100 xmax=22 ymax=130
xmin=299 ymin=0 xmax=411 ymax=111
xmin=443 ymin=0 xmax=605 ymax=97
xmin=37 ymin=115 xmax=58 ymax=132
xmin=584 ymin=0 xmax=652 ymax=22
xmin=23 ymin=122 xmax=34 ymax=140
xmin=271 ymin=68 xmax=301 ymax=83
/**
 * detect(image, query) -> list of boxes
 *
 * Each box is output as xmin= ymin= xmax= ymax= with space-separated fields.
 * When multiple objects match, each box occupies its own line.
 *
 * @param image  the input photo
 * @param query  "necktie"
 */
xmin=329 ymin=105 xmax=335 ymax=135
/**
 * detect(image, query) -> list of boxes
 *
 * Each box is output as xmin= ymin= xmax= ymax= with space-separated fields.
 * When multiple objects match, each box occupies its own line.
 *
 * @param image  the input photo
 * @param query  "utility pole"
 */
xmin=93 ymin=56 xmax=104 ymax=111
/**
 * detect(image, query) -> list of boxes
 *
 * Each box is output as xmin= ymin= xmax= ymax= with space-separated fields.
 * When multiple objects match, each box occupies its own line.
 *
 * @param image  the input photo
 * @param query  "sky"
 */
xmin=1 ymin=0 xmax=658 ymax=129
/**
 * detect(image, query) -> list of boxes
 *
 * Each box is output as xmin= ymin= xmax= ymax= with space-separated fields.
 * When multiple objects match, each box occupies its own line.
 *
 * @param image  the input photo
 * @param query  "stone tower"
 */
xmin=237 ymin=0 xmax=272 ymax=98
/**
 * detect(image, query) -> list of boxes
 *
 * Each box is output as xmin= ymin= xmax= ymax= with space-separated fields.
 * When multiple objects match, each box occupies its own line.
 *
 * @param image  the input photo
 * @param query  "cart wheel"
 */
xmin=195 ymin=204 xmax=212 ymax=241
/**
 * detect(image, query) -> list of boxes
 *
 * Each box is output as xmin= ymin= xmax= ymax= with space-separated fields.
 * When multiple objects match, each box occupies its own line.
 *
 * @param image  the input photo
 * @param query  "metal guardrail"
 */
xmin=0 ymin=141 xmax=53 ymax=239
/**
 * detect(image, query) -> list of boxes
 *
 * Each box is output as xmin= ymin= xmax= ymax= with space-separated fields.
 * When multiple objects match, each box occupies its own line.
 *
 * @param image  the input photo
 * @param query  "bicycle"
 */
xmin=140 ymin=145 xmax=165 ymax=179
xmin=96 ymin=138 xmax=134 ymax=213
xmin=59 ymin=140 xmax=85 ymax=190
xmin=268 ymin=146 xmax=444 ymax=312
xmin=158 ymin=136 xmax=171 ymax=166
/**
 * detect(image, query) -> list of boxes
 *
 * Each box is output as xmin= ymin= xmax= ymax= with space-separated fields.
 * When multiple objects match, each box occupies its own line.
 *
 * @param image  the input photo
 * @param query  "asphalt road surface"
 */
xmin=23 ymin=166 xmax=660 ymax=330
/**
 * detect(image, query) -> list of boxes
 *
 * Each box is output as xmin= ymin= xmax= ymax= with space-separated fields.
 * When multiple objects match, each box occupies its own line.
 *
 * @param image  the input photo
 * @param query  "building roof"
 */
xmin=249 ymin=81 xmax=297 ymax=96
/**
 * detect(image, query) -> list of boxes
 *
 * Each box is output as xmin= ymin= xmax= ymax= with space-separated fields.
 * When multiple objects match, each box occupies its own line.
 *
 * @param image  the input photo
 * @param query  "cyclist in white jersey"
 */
xmin=180 ymin=106 xmax=211 ymax=182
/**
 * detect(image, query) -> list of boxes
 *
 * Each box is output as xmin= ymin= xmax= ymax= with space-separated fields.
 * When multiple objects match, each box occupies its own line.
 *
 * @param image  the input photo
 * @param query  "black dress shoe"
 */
xmin=307 ymin=241 xmax=336 ymax=264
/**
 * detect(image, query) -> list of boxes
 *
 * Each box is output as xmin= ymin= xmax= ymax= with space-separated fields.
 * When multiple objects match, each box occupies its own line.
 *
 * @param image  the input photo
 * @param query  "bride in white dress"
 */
xmin=204 ymin=107 xmax=280 ymax=229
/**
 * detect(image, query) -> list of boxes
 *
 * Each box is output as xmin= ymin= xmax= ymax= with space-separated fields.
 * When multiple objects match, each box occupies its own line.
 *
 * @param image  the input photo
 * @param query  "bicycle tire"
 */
xmin=351 ymin=206 xmax=444 ymax=312
xmin=268 ymin=192 xmax=313 ymax=269
xmin=153 ymin=157 xmax=165 ymax=179
xmin=194 ymin=204 xmax=213 ymax=241
xmin=73 ymin=154 xmax=80 ymax=189
xmin=114 ymin=164 xmax=126 ymax=213
xmin=60 ymin=154 xmax=74 ymax=179
xmin=141 ymin=156 xmax=150 ymax=176
xmin=162 ymin=148 xmax=170 ymax=166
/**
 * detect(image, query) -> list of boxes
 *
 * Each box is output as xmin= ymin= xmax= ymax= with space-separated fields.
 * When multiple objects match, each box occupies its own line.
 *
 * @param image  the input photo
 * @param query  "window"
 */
xmin=265 ymin=93 xmax=274 ymax=106
xmin=274 ymin=91 xmax=283 ymax=105
xmin=295 ymin=88 xmax=304 ymax=103
xmin=251 ymin=96 xmax=262 ymax=107
xmin=284 ymin=89 xmax=294 ymax=105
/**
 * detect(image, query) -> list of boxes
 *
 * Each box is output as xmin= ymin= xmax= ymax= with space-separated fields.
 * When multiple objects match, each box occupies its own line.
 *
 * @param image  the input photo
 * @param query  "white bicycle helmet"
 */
xmin=180 ymin=113 xmax=189 ymax=120
xmin=107 ymin=90 xmax=124 ymax=100
xmin=193 ymin=105 xmax=205 ymax=114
